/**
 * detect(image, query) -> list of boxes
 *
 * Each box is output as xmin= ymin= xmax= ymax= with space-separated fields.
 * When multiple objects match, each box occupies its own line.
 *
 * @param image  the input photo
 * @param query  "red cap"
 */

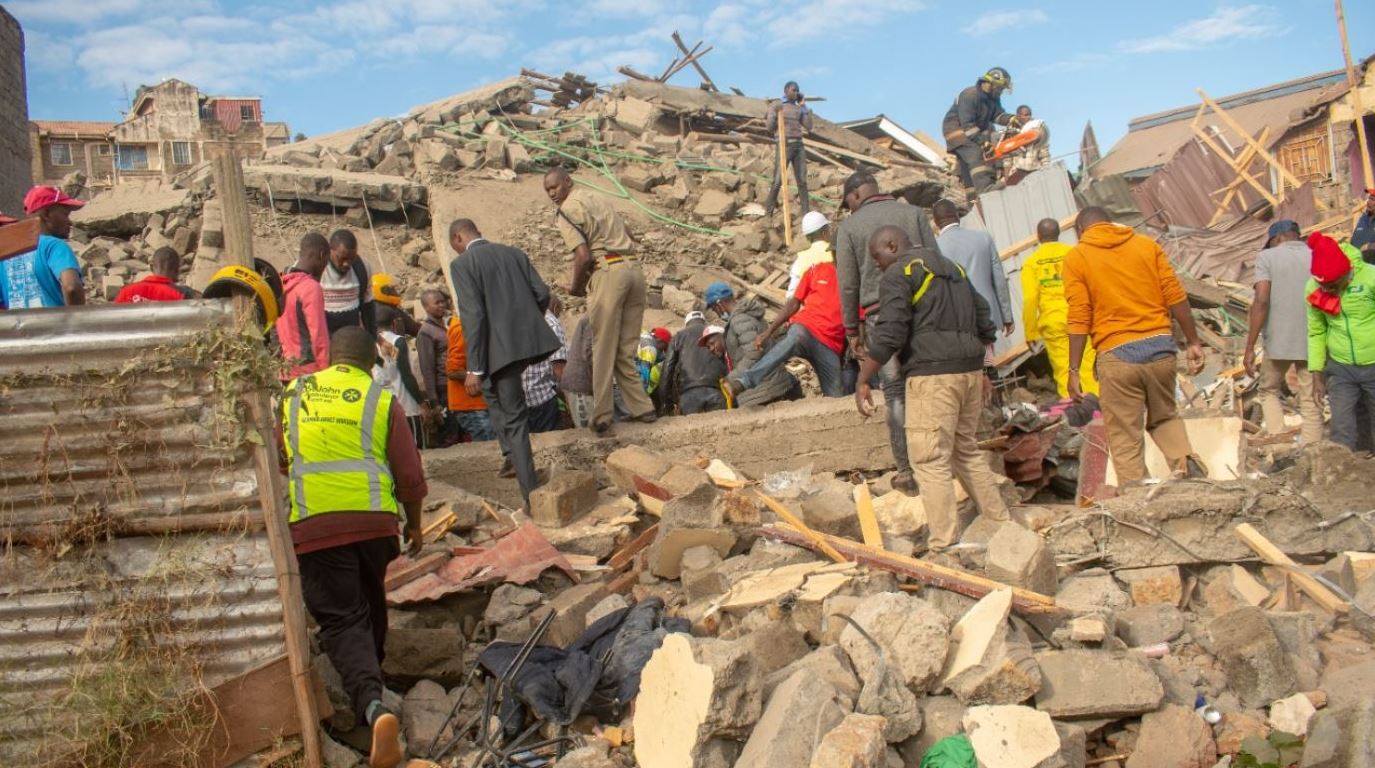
xmin=0 ymin=212 xmax=16 ymax=225
xmin=23 ymin=185 xmax=85 ymax=215
xmin=1366 ymin=187 xmax=1375 ymax=197
xmin=651 ymin=327 xmax=672 ymax=345
xmin=1309 ymin=232 xmax=1351 ymax=283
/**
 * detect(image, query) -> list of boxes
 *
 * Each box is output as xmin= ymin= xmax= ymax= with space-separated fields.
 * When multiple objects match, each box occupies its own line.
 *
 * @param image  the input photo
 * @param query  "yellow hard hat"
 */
xmin=371 ymin=273 xmax=403 ymax=306
xmin=203 ymin=261 xmax=282 ymax=333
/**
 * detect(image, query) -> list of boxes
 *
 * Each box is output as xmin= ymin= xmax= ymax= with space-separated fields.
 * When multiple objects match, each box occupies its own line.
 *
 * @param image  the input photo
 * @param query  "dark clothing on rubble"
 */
xmin=725 ymin=296 xmax=800 ymax=407
xmin=660 ymin=317 xmax=728 ymax=413
xmin=865 ymin=247 xmax=996 ymax=378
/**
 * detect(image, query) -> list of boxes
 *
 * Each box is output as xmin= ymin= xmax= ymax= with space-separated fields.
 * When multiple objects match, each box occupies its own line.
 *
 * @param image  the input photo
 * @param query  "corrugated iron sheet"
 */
xmin=0 ymin=301 xmax=289 ymax=763
xmin=963 ymin=163 xmax=1080 ymax=362
xmin=1131 ymin=137 xmax=1260 ymax=230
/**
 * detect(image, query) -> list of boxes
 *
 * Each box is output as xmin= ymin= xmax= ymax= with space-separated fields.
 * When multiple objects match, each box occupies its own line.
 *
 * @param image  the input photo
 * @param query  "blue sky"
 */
xmin=9 ymin=0 xmax=1373 ymax=167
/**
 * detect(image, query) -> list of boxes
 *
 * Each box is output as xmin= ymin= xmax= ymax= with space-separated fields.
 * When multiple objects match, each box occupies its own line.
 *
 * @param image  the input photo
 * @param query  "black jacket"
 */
xmin=725 ymin=297 xmax=797 ymax=407
xmin=867 ymin=247 xmax=995 ymax=378
xmin=450 ymin=240 xmax=560 ymax=377
xmin=942 ymin=84 xmax=1011 ymax=148
xmin=661 ymin=318 xmax=728 ymax=404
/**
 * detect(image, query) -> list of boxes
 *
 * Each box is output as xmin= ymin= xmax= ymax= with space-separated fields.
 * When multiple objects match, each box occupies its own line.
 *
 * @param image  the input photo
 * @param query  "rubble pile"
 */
xmin=337 ymin=440 xmax=1375 ymax=768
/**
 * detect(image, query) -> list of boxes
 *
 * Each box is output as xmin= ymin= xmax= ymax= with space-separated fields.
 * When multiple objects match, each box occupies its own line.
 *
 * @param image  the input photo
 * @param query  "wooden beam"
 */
xmin=1206 ymin=126 xmax=1270 ymax=227
xmin=672 ymin=31 xmax=718 ymax=92
xmin=1235 ymin=523 xmax=1349 ymax=614
xmin=617 ymin=65 xmax=656 ymax=82
xmin=1190 ymin=123 xmax=1279 ymax=208
xmin=607 ymin=523 xmax=660 ymax=571
xmin=801 ymin=138 xmax=888 ymax=168
xmin=760 ymin=525 xmax=1061 ymax=615
xmin=853 ymin=483 xmax=883 ymax=550
xmin=1336 ymin=0 xmax=1374 ymax=192
xmin=0 ymin=218 xmax=40 ymax=261
xmin=998 ymin=215 xmax=1077 ymax=262
xmin=755 ymin=491 xmax=847 ymax=563
xmin=1197 ymin=88 xmax=1325 ymax=209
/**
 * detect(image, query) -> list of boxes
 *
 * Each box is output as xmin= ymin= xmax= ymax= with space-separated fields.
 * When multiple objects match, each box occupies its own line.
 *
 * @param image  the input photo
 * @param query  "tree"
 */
xmin=293 ymin=132 xmax=307 ymax=143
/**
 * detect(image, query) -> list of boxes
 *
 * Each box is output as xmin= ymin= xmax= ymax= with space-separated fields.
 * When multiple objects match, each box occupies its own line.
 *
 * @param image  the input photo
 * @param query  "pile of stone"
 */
xmin=317 ymin=435 xmax=1375 ymax=768
xmin=66 ymin=179 xmax=201 ymax=300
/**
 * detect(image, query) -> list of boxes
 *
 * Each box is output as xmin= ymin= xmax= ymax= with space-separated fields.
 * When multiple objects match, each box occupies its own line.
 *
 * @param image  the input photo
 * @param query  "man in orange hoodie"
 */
xmin=1063 ymin=208 xmax=1206 ymax=484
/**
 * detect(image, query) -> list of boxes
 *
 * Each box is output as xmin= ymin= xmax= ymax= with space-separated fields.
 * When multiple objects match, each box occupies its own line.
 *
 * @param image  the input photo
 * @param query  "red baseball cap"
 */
xmin=0 ymin=212 xmax=16 ymax=225
xmin=23 ymin=185 xmax=85 ymax=215
xmin=651 ymin=327 xmax=672 ymax=345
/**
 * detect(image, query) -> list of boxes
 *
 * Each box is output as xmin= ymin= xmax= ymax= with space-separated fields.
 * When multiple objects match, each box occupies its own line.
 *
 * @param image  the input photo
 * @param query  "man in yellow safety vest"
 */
xmin=281 ymin=327 xmax=428 ymax=768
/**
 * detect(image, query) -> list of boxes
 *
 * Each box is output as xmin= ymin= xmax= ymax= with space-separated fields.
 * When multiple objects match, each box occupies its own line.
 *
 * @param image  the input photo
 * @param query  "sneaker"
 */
xmin=723 ymin=377 xmax=744 ymax=397
xmin=368 ymin=709 xmax=403 ymax=768
xmin=891 ymin=471 xmax=919 ymax=496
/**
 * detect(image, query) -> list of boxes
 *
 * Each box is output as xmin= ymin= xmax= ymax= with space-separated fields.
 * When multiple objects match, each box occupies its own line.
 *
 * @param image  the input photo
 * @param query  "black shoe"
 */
xmin=892 ymin=471 xmax=919 ymax=496
xmin=591 ymin=421 xmax=614 ymax=437
xmin=631 ymin=411 xmax=658 ymax=424
xmin=498 ymin=457 xmax=516 ymax=478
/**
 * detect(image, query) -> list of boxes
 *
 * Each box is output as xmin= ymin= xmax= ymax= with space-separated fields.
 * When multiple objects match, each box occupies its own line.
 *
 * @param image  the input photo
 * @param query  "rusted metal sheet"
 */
xmin=1132 ymin=137 xmax=1256 ymax=230
xmin=0 ymin=301 xmax=292 ymax=764
xmin=387 ymin=521 xmax=578 ymax=604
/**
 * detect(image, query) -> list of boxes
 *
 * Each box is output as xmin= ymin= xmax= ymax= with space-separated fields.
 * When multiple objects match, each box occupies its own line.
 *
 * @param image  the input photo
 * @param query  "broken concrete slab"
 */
xmin=1055 ymin=568 xmax=1132 ymax=615
xmin=839 ymin=591 xmax=950 ymax=692
xmin=735 ymin=669 xmax=853 ymax=768
xmin=693 ymin=190 xmax=737 ymax=220
xmin=870 ymin=491 xmax=927 ymax=538
xmin=1116 ymin=565 xmax=1182 ymax=606
xmin=681 ymin=545 xmax=728 ymax=601
xmin=801 ymin=479 xmax=863 ymax=539
xmin=531 ymin=580 xmax=608 ymax=647
xmin=649 ymin=528 xmax=737 ymax=580
xmin=382 ymin=626 xmax=467 ymax=686
xmin=606 ymin=444 xmax=675 ymax=494
xmin=528 ymin=470 xmax=599 ymax=526
xmin=585 ymin=593 xmax=629 ymax=628
xmin=763 ymin=645 xmax=862 ymax=706
xmin=1124 ymin=704 xmax=1217 ymax=768
xmin=1115 ymin=604 xmax=1185 ymax=647
xmin=1269 ymin=692 xmax=1317 ymax=737
xmin=940 ymin=588 xmax=1042 ymax=705
xmin=242 ymin=164 xmax=427 ymax=211
xmin=810 ymin=713 xmax=888 ymax=768
xmin=854 ymin=662 xmax=922 ymax=744
xmin=634 ymin=634 xmax=762 ymax=768
xmin=1068 ymin=616 xmax=1109 ymax=644
xmin=401 ymin=679 xmax=453 ymax=756
xmin=943 ymin=589 xmax=1013 ymax=683
xmin=1032 ymin=650 xmax=1164 ymax=718
xmin=72 ymin=181 xmax=192 ymax=237
xmin=484 ymin=583 xmax=543 ymax=626
xmin=985 ymin=523 xmax=1057 ymax=596
xmin=1208 ymin=607 xmax=1298 ymax=708
xmin=962 ymin=705 xmax=1061 ymax=768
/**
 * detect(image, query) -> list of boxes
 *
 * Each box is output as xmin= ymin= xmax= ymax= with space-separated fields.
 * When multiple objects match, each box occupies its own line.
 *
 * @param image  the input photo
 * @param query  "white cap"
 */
xmin=801 ymin=210 xmax=830 ymax=236
xmin=698 ymin=324 xmax=725 ymax=346
xmin=685 ymin=310 xmax=706 ymax=325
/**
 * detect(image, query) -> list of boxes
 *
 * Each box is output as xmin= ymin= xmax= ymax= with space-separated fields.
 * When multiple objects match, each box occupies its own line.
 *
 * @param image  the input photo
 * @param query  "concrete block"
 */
xmin=1269 ymin=692 xmax=1316 ymax=737
xmin=1208 ymin=607 xmax=1297 ymax=708
xmin=680 ymin=545 xmax=728 ymax=601
xmin=810 ymin=713 xmax=887 ymax=768
xmin=985 ymin=523 xmax=1057 ymax=595
xmin=1117 ymin=565 xmax=1182 ymax=606
xmin=736 ymin=670 xmax=852 ymax=768
xmin=762 ymin=645 xmax=861 ymax=705
xmin=1114 ymin=604 xmax=1184 ymax=647
xmin=606 ymin=444 xmax=673 ymax=493
xmin=528 ymin=470 xmax=599 ymax=526
xmin=693 ymin=189 xmax=737 ymax=220
xmin=962 ymin=705 xmax=1060 ymax=768
xmin=531 ymin=581 xmax=608 ymax=648
xmin=1124 ymin=704 xmax=1217 ymax=768
xmin=634 ymin=634 xmax=763 ymax=768
xmin=585 ymin=593 xmax=629 ymax=628
xmin=839 ymin=592 xmax=950 ymax=691
xmin=613 ymin=96 xmax=662 ymax=133
xmin=1068 ymin=617 xmax=1109 ymax=643
xmin=801 ymin=480 xmax=862 ymax=539
xmin=1032 ymin=650 xmax=1164 ymax=718
xmin=622 ymin=165 xmax=664 ymax=192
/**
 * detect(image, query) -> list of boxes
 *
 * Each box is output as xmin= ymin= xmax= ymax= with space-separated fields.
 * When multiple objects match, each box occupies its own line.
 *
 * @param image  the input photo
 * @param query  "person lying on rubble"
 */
xmin=1243 ymin=220 xmax=1323 ymax=445
xmin=661 ymin=311 xmax=729 ymax=415
xmin=704 ymin=281 xmax=801 ymax=406
xmin=114 ymin=246 xmax=198 ymax=303
xmin=1307 ymin=232 xmax=1375 ymax=453
xmin=279 ymin=327 xmax=427 ymax=768
xmin=322 ymin=228 xmax=378 ymax=336
xmin=1021 ymin=218 xmax=1097 ymax=399
xmin=275 ymin=233 xmax=331 ymax=381
xmin=724 ymin=213 xmax=846 ymax=398
xmin=1064 ymin=207 xmax=1207 ymax=484
xmin=0 ymin=185 xmax=86 ymax=309
xmin=855 ymin=225 xmax=1009 ymax=562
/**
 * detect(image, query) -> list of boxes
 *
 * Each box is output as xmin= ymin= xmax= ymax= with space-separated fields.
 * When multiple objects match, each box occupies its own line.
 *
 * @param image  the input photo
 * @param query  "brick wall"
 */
xmin=0 ymin=8 xmax=31 ymax=216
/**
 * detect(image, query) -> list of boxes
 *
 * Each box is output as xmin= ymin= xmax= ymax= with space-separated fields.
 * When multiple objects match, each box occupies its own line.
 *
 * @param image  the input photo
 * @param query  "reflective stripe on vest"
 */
xmin=905 ymin=259 xmax=966 ymax=305
xmin=284 ymin=364 xmax=398 ymax=523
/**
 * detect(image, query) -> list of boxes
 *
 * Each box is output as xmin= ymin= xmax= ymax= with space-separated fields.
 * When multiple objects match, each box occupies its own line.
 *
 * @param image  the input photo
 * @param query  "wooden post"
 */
xmin=1190 ymin=123 xmax=1279 ymax=208
xmin=778 ymin=116 xmax=794 ymax=248
xmin=211 ymin=147 xmax=324 ymax=768
xmin=1197 ymin=89 xmax=1323 ymax=208
xmin=1336 ymin=0 xmax=1374 ymax=191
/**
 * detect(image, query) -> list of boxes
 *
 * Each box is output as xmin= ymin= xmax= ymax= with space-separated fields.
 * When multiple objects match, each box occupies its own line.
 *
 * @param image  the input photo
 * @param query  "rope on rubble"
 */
xmin=360 ymin=189 xmax=389 ymax=274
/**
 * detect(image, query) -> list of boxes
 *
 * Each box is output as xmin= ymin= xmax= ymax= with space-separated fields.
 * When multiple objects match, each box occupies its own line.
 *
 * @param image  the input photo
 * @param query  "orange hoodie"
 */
xmin=1063 ymin=223 xmax=1186 ymax=354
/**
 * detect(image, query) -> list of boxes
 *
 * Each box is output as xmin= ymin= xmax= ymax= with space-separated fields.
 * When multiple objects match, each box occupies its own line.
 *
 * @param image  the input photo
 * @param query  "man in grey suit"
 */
xmin=449 ymin=218 xmax=561 ymax=506
xmin=933 ymin=199 xmax=1015 ymax=338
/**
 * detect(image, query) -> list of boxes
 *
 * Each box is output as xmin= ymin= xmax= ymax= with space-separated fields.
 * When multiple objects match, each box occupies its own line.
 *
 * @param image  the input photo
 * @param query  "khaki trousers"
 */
xmin=1258 ymin=358 xmax=1323 ymax=444
xmin=588 ymin=262 xmax=654 ymax=426
xmin=906 ymin=372 xmax=1010 ymax=550
xmin=1098 ymin=353 xmax=1193 ymax=484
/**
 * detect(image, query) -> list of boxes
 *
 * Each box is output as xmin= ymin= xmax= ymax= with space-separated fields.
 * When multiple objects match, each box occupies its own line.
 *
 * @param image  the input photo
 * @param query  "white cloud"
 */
xmin=703 ymin=4 xmax=753 ymax=47
xmin=1030 ymin=52 xmax=1111 ymax=75
xmin=376 ymin=25 xmax=508 ymax=59
xmin=766 ymin=0 xmax=927 ymax=47
xmin=1119 ymin=5 xmax=1284 ymax=54
xmin=962 ymin=9 xmax=1049 ymax=37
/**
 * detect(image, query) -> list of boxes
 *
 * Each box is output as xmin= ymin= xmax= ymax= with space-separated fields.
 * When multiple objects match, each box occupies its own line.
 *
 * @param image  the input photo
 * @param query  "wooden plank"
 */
xmin=1197 ymin=89 xmax=1324 ymax=209
xmin=1190 ymin=123 xmax=1278 ymax=207
xmin=132 ymin=655 xmax=332 ymax=768
xmin=755 ymin=491 xmax=847 ymax=563
xmin=385 ymin=550 xmax=449 ymax=592
xmin=853 ymin=482 xmax=883 ymax=550
xmin=608 ymin=523 xmax=660 ymax=571
xmin=778 ymin=116 xmax=794 ymax=248
xmin=801 ymin=138 xmax=888 ymax=168
xmin=1235 ymin=523 xmax=1349 ymax=614
xmin=998 ymin=215 xmax=1077 ymax=262
xmin=0 ymin=218 xmax=40 ymax=261
xmin=672 ymin=31 xmax=718 ymax=91
xmin=760 ymin=525 xmax=1062 ymax=615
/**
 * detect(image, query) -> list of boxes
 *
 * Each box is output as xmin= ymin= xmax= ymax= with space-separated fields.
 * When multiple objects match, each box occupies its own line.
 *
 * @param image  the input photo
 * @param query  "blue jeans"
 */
xmin=733 ymin=324 xmax=844 ymax=397
xmin=455 ymin=410 xmax=495 ymax=442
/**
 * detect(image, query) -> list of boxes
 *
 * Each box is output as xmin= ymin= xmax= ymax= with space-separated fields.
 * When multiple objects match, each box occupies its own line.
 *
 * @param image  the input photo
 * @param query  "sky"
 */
xmin=9 ymin=0 xmax=1374 ymax=168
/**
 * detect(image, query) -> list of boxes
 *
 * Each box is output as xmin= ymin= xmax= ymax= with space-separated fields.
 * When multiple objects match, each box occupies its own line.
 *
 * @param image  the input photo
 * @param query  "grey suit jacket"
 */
xmin=937 ymin=225 xmax=1013 ymax=329
xmin=450 ymin=240 xmax=560 ymax=377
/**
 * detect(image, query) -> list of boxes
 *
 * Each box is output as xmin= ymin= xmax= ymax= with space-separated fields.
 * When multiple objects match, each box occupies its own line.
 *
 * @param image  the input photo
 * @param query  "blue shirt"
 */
xmin=1353 ymin=212 xmax=1375 ymax=253
xmin=0 ymin=235 xmax=81 ymax=309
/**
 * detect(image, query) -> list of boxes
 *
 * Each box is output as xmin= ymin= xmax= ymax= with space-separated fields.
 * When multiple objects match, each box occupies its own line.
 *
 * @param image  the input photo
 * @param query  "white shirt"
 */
xmin=374 ymin=332 xmax=424 ymax=417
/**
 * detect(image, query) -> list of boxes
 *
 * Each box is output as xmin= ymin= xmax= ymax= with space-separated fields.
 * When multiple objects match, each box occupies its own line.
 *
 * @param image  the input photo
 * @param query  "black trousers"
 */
xmin=298 ymin=536 xmax=399 ymax=723
xmin=483 ymin=363 xmax=539 ymax=503
xmin=952 ymin=143 xmax=996 ymax=193
xmin=528 ymin=396 xmax=562 ymax=433
xmin=765 ymin=140 xmax=810 ymax=216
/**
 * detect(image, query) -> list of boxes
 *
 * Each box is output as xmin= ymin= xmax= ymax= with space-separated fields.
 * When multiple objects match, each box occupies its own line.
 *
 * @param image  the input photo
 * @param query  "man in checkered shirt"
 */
xmin=521 ymin=297 xmax=570 ymax=433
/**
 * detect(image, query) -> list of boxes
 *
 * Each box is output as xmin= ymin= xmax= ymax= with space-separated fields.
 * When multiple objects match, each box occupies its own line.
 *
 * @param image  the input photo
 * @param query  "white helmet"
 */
xmin=801 ymin=210 xmax=831 ymax=236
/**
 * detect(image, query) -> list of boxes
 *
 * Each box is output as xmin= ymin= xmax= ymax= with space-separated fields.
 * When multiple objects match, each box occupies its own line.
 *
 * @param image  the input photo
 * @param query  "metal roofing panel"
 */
xmin=0 ymin=301 xmax=291 ymax=764
xmin=962 ymin=164 xmax=1080 ymax=362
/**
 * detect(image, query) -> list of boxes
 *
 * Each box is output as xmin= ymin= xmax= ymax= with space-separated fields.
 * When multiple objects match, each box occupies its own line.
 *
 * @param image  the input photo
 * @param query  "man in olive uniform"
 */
xmin=544 ymin=166 xmax=657 ymax=434
xmin=281 ymin=327 xmax=428 ymax=768
xmin=942 ymin=67 xmax=1017 ymax=196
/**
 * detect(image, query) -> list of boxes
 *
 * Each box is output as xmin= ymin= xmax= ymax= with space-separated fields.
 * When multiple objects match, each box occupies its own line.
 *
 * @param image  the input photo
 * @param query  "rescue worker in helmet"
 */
xmin=942 ymin=67 xmax=1018 ymax=196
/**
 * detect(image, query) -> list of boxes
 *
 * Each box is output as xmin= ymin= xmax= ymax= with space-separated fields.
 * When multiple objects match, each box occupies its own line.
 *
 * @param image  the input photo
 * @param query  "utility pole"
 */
xmin=1336 ymin=0 xmax=1373 ymax=193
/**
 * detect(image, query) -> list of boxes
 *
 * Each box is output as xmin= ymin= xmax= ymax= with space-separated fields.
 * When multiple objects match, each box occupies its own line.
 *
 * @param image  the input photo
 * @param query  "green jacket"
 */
xmin=1308 ymin=246 xmax=1375 ymax=370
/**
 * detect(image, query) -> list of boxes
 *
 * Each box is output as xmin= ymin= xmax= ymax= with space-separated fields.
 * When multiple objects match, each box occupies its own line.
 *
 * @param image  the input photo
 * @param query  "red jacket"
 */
xmin=114 ymin=275 xmax=193 ymax=303
xmin=276 ymin=271 xmax=330 ymax=381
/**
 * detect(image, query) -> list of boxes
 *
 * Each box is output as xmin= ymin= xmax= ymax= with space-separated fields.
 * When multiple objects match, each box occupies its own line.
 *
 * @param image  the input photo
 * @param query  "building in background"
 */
xmin=28 ymin=78 xmax=290 ymax=194
xmin=0 ymin=7 xmax=31 ymax=215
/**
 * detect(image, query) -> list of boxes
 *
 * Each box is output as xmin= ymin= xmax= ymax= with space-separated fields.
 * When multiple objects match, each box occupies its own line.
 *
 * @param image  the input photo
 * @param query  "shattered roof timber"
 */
xmin=0 ymin=301 xmax=303 ymax=764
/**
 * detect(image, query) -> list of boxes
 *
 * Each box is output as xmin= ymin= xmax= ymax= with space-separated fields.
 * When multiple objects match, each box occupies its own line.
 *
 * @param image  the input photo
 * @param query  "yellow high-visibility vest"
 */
xmin=282 ymin=364 xmax=398 ymax=523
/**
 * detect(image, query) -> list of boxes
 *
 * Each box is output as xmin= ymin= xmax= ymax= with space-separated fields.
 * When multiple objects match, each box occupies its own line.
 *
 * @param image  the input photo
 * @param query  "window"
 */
xmin=172 ymin=141 xmax=192 ymax=166
xmin=116 ymin=145 xmax=150 ymax=171
xmin=50 ymin=143 xmax=72 ymax=166
xmin=97 ymin=144 xmax=111 ymax=155
xmin=239 ymin=104 xmax=257 ymax=122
